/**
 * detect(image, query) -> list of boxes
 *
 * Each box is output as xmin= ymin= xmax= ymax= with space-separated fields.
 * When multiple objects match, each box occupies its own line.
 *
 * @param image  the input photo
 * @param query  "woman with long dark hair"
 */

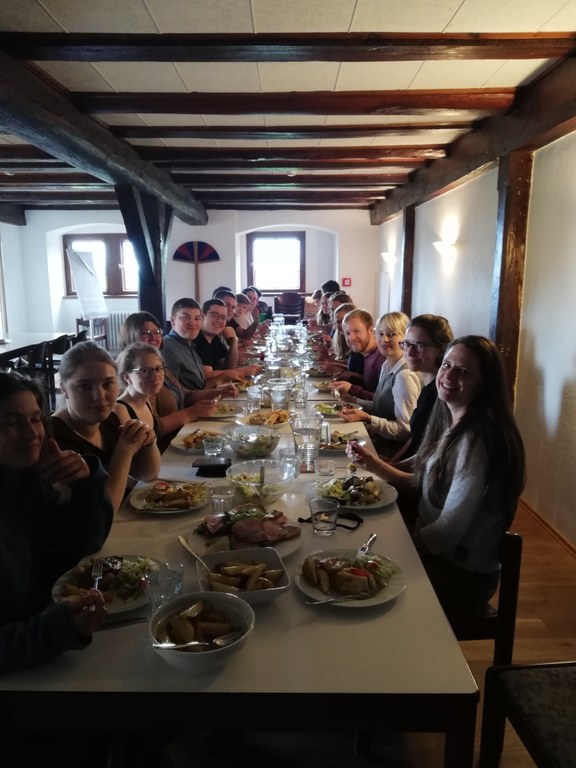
xmin=0 ymin=372 xmax=112 ymax=674
xmin=350 ymin=336 xmax=525 ymax=614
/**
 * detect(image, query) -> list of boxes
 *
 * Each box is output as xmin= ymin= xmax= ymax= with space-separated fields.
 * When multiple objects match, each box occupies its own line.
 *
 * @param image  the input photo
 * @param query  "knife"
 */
xmin=356 ymin=532 xmax=377 ymax=559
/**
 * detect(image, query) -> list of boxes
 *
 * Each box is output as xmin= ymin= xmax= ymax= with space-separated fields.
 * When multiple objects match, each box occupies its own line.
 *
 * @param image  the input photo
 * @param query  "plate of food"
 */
xmin=314 ymin=474 xmax=398 ymax=509
xmin=314 ymin=402 xmax=344 ymax=418
xmin=320 ymin=429 xmax=364 ymax=452
xmin=129 ymin=480 xmax=210 ymax=514
xmin=236 ymin=409 xmax=291 ymax=428
xmin=189 ymin=504 xmax=303 ymax=558
xmin=296 ymin=548 xmax=405 ymax=608
xmin=52 ymin=554 xmax=163 ymax=614
xmin=313 ymin=382 xmax=335 ymax=394
xmin=208 ymin=401 xmax=239 ymax=419
xmin=305 ymin=367 xmax=331 ymax=378
xmin=171 ymin=428 xmax=222 ymax=452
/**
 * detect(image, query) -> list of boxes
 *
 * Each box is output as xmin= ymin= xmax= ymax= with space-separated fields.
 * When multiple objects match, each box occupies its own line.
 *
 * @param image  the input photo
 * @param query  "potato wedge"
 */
xmin=198 ymin=621 xmax=232 ymax=637
xmin=209 ymin=579 xmax=240 ymax=594
xmin=263 ymin=568 xmax=283 ymax=583
xmin=245 ymin=563 xmax=267 ymax=591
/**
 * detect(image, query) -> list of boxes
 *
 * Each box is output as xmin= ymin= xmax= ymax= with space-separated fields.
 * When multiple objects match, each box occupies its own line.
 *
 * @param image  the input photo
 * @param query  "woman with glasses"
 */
xmin=119 ymin=311 xmax=237 ymax=409
xmin=335 ymin=311 xmax=421 ymax=456
xmin=115 ymin=342 xmax=218 ymax=452
xmin=349 ymin=336 xmax=525 ymax=616
xmin=51 ymin=341 xmax=160 ymax=512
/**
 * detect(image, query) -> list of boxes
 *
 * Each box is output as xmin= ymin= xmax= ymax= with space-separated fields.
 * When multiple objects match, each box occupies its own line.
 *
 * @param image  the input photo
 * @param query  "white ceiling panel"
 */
xmin=337 ymin=62 xmax=426 ymax=91
xmin=0 ymin=1 xmax=63 ymax=32
xmin=177 ymin=62 xmax=262 ymax=92
xmin=145 ymin=0 xmax=254 ymax=33
xmin=351 ymin=0 xmax=462 ymax=32
xmin=252 ymin=0 xmax=357 ymax=33
xmin=446 ymin=0 xmax=576 ymax=32
xmin=258 ymin=62 xmax=341 ymax=92
xmin=93 ymin=62 xmax=187 ymax=93
xmin=41 ymin=0 xmax=159 ymax=33
xmin=33 ymin=61 xmax=116 ymax=92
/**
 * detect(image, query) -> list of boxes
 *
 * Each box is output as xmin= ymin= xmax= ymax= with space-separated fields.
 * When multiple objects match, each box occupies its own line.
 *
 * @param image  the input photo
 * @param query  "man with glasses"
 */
xmin=195 ymin=298 xmax=260 ymax=382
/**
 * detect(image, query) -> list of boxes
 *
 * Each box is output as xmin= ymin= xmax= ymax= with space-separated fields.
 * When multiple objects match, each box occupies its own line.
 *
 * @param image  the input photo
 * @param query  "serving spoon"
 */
xmin=177 ymin=535 xmax=211 ymax=573
xmin=153 ymin=631 xmax=243 ymax=650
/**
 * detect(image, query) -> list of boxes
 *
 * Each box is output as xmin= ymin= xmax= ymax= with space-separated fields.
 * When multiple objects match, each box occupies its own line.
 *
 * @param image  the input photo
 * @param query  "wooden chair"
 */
xmin=273 ymin=292 xmax=304 ymax=324
xmin=449 ymin=532 xmax=523 ymax=666
xmin=479 ymin=660 xmax=576 ymax=767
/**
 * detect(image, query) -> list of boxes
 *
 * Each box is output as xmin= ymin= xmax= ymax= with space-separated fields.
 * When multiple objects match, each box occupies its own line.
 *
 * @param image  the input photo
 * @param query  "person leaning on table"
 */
xmin=0 ymin=372 xmax=112 ymax=675
xmin=348 ymin=335 xmax=525 ymax=616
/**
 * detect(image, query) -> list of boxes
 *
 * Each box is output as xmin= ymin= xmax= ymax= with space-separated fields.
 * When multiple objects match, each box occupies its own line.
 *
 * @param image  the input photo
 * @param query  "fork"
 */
xmin=91 ymin=557 xmax=104 ymax=590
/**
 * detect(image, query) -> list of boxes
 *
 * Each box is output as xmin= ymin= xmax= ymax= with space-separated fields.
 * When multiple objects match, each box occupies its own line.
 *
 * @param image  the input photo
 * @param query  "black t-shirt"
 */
xmin=193 ymin=331 xmax=229 ymax=369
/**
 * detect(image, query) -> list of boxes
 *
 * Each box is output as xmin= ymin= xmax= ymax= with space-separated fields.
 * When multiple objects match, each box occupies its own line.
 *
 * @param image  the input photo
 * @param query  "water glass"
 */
xmin=271 ymin=385 xmax=291 ymax=411
xmin=246 ymin=384 xmax=262 ymax=409
xmin=209 ymin=483 xmax=237 ymax=514
xmin=147 ymin=562 xmax=184 ymax=610
xmin=279 ymin=447 xmax=301 ymax=478
xmin=203 ymin=436 xmax=224 ymax=456
xmin=292 ymin=387 xmax=308 ymax=410
xmin=309 ymin=498 xmax=340 ymax=536
xmin=314 ymin=458 xmax=335 ymax=477
xmin=291 ymin=415 xmax=322 ymax=472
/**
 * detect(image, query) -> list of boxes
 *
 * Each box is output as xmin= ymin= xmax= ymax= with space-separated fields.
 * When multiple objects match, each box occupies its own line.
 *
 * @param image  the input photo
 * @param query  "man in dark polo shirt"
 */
xmin=195 ymin=298 xmax=261 ymax=383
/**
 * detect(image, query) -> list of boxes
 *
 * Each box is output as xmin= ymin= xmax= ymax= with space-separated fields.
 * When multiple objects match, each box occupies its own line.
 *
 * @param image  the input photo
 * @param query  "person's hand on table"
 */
xmin=340 ymin=406 xmax=370 ymax=424
xmin=187 ymin=400 xmax=218 ymax=421
xmin=67 ymin=589 xmax=108 ymax=637
xmin=331 ymin=380 xmax=352 ymax=393
xmin=214 ymin=383 xmax=239 ymax=398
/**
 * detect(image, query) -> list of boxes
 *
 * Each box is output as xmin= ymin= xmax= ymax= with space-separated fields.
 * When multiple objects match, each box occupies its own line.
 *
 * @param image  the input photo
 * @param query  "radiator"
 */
xmin=108 ymin=311 xmax=131 ymax=352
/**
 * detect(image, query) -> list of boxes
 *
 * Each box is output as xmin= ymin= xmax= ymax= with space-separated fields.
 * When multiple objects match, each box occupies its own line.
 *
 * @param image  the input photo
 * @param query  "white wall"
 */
xmin=378 ymin=212 xmax=405 ymax=315
xmin=166 ymin=208 xmax=379 ymax=318
xmin=411 ymin=170 xmax=499 ymax=338
xmin=515 ymin=131 xmax=576 ymax=543
xmin=0 ymin=222 xmax=27 ymax=335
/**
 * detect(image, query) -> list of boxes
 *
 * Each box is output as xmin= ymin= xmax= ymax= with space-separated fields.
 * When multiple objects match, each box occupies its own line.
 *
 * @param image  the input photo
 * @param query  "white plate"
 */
xmin=129 ymin=481 xmax=210 ymax=515
xmin=295 ymin=549 xmax=406 ymax=608
xmin=170 ymin=429 xmax=221 ymax=453
xmin=314 ymin=477 xmax=398 ymax=510
xmin=187 ymin=516 xmax=303 ymax=559
xmin=209 ymin=403 xmax=239 ymax=419
xmin=235 ymin=412 xmax=289 ymax=430
xmin=52 ymin=554 xmax=164 ymax=615
xmin=313 ymin=404 xmax=343 ymax=419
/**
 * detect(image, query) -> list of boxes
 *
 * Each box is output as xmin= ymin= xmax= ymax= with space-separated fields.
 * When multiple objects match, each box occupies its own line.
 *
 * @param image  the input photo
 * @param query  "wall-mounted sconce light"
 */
xmin=381 ymin=251 xmax=397 ymax=273
xmin=433 ymin=240 xmax=459 ymax=275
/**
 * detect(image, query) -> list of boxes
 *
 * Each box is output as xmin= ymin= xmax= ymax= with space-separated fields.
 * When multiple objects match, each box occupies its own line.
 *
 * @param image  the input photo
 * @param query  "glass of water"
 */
xmin=147 ymin=562 xmax=184 ymax=610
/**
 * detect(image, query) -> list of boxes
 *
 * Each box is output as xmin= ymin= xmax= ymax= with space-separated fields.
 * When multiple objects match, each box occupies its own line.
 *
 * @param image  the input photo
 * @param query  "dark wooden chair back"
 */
xmin=274 ymin=292 xmax=304 ymax=323
xmin=449 ymin=531 xmax=523 ymax=666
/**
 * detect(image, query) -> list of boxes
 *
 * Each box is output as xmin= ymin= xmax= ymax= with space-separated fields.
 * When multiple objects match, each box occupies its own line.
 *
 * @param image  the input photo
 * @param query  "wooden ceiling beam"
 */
xmin=0 ymin=51 xmax=207 ymax=225
xmin=111 ymin=121 xmax=474 ymax=140
xmin=371 ymin=57 xmax=576 ymax=223
xmin=75 ymin=89 xmax=514 ymax=115
xmin=1 ymin=32 xmax=573 ymax=62
xmin=140 ymin=145 xmax=443 ymax=163
xmin=0 ymin=203 xmax=26 ymax=225
xmin=175 ymin=172 xmax=406 ymax=188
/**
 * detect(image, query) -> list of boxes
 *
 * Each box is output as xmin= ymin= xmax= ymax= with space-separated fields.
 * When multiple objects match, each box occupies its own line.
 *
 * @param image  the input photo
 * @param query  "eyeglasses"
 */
xmin=139 ymin=329 xmax=163 ymax=337
xmin=399 ymin=340 xmax=438 ymax=352
xmin=176 ymin=313 xmax=199 ymax=323
xmin=130 ymin=365 xmax=166 ymax=376
xmin=206 ymin=311 xmax=227 ymax=322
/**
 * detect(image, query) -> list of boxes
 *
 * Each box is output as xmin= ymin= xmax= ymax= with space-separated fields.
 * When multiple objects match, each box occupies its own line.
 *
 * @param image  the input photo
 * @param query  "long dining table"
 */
xmin=0 ymin=386 xmax=478 ymax=768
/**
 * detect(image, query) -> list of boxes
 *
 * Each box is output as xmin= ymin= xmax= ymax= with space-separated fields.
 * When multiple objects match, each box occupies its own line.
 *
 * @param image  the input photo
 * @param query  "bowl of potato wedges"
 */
xmin=197 ymin=547 xmax=291 ymax=606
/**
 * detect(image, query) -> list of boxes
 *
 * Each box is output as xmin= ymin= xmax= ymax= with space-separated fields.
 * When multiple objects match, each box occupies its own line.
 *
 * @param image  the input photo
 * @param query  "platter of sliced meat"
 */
xmin=188 ymin=503 xmax=303 ymax=558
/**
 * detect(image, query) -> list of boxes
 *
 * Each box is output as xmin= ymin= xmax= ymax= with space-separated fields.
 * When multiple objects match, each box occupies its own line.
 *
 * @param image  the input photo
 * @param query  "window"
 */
xmin=62 ymin=234 xmax=138 ymax=297
xmin=247 ymin=232 xmax=305 ymax=291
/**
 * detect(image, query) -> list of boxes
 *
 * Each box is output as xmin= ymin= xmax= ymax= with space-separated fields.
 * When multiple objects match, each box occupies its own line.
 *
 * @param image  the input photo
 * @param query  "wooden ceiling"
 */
xmin=0 ymin=1 xmax=575 ymax=226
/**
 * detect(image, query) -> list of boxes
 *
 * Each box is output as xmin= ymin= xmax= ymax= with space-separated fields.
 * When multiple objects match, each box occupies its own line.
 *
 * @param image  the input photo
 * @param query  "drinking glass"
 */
xmin=291 ymin=414 xmax=322 ymax=472
xmin=203 ymin=436 xmax=224 ymax=456
xmin=271 ymin=385 xmax=291 ymax=411
xmin=309 ymin=498 xmax=339 ymax=536
xmin=147 ymin=562 xmax=184 ymax=610
xmin=209 ymin=483 xmax=237 ymax=514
